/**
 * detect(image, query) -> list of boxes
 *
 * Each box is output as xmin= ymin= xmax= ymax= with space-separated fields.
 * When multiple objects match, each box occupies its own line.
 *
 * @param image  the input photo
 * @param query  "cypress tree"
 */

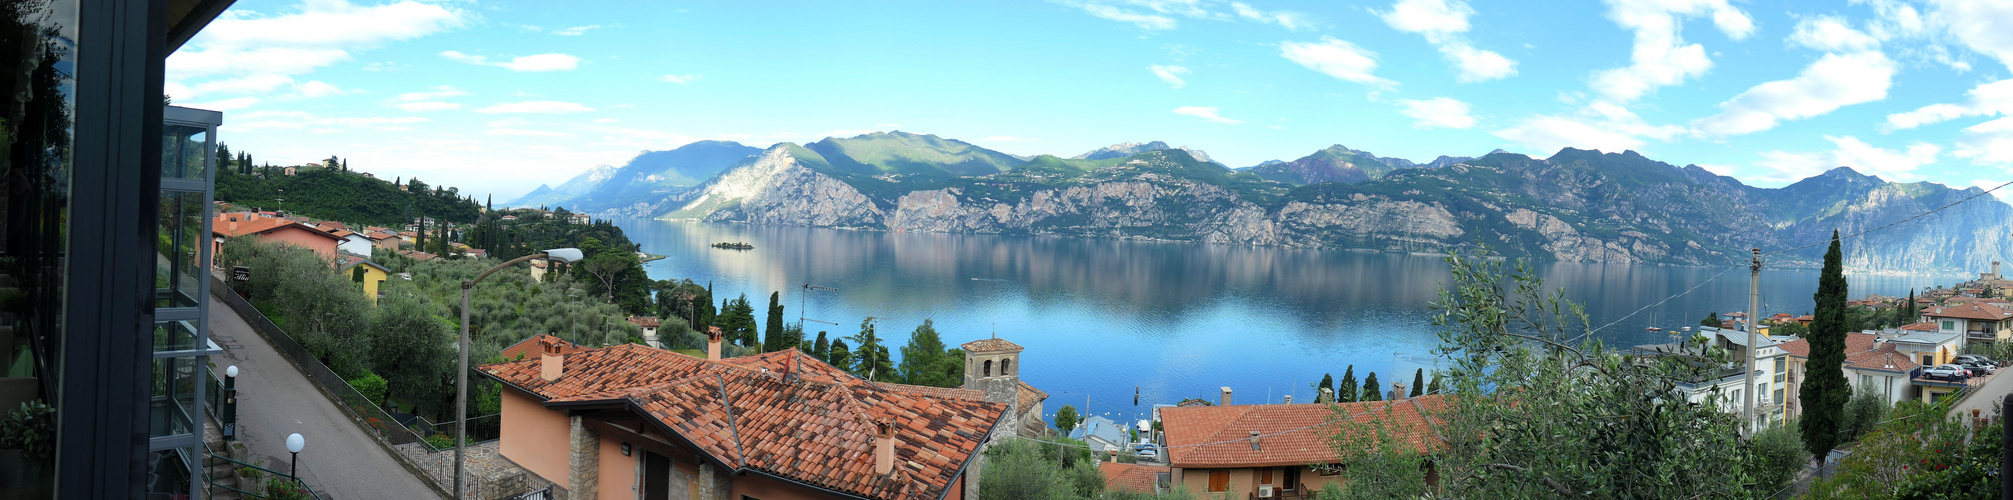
xmin=1701 ymin=311 xmax=1720 ymax=327
xmin=813 ymin=331 xmax=830 ymax=360
xmin=1800 ymin=230 xmax=1851 ymax=464
xmin=1338 ymin=365 xmax=1358 ymax=403
xmin=763 ymin=291 xmax=785 ymax=352
xmin=1318 ymin=373 xmax=1334 ymax=402
xmin=828 ymin=339 xmax=852 ymax=370
xmin=1361 ymin=372 xmax=1382 ymax=402
xmin=1410 ymin=368 xmax=1424 ymax=397
xmin=416 ymin=214 xmax=426 ymax=251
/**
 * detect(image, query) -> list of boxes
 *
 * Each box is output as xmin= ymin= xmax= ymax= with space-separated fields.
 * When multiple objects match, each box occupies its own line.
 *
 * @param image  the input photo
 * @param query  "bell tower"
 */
xmin=961 ymin=337 xmax=1024 ymax=417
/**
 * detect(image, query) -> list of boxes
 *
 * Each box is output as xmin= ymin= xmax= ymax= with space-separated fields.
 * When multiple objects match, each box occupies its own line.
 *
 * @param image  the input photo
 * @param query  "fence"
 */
xmin=410 ymin=414 xmax=503 ymax=452
xmin=211 ymin=275 xmax=423 ymax=447
xmin=204 ymin=365 xmax=226 ymax=418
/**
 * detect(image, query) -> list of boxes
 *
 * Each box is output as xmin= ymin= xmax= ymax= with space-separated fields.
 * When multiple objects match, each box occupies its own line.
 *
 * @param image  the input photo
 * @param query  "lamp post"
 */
xmin=457 ymin=248 xmax=583 ymax=499
xmin=223 ymin=366 xmax=239 ymax=442
xmin=285 ymin=433 xmax=304 ymax=482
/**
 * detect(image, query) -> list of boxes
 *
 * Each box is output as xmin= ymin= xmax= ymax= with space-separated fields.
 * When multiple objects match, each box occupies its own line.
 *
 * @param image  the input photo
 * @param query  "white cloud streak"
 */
xmin=1279 ymin=37 xmax=1394 ymax=88
xmin=1172 ymin=106 xmax=1244 ymax=124
xmin=1691 ymin=51 xmax=1896 ymax=137
xmin=1589 ymin=0 xmax=1754 ymax=103
xmin=440 ymin=51 xmax=582 ymax=72
xmin=475 ymin=101 xmax=597 ymax=114
xmin=1149 ymin=65 xmax=1190 ymax=88
xmin=1379 ymin=0 xmax=1516 ymax=82
xmin=168 ymin=0 xmax=464 ymax=99
xmin=1397 ymin=97 xmax=1476 ymax=129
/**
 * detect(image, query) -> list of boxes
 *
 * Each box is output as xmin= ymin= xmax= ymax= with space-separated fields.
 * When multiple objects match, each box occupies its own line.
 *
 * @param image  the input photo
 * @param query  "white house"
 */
xmin=1634 ymin=326 xmax=1791 ymax=433
xmin=1921 ymin=302 xmax=2013 ymax=348
xmin=1778 ymin=328 xmax=1968 ymax=408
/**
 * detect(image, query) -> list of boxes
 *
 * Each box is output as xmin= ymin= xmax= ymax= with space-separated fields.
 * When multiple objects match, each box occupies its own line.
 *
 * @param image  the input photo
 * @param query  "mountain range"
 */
xmin=507 ymin=131 xmax=2013 ymax=272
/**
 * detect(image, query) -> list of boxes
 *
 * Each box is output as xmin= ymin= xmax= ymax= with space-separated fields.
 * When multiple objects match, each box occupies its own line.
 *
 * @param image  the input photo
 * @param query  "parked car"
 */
xmin=1135 ymin=448 xmax=1158 ymax=460
xmin=1923 ymin=364 xmax=1969 ymax=381
xmin=1956 ymin=359 xmax=1996 ymax=375
xmin=1956 ymin=354 xmax=1999 ymax=367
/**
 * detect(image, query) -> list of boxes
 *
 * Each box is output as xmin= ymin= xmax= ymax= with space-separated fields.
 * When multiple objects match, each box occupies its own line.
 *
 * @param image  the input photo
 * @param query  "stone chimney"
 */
xmin=1318 ymin=387 xmax=1334 ymax=403
xmin=540 ymin=341 xmax=564 ymax=382
xmin=1220 ymin=387 xmax=1233 ymax=406
xmin=228 ymin=215 xmax=239 ymax=232
xmin=1283 ymin=395 xmax=1293 ymax=404
xmin=873 ymin=421 xmax=896 ymax=476
xmin=706 ymin=326 xmax=724 ymax=361
xmin=1392 ymin=382 xmax=1406 ymax=401
xmin=1248 ymin=430 xmax=1261 ymax=451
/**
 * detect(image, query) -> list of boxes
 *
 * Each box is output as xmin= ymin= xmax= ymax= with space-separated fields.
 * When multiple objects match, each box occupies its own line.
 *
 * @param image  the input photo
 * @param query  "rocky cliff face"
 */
xmin=664 ymin=147 xmax=884 ymax=227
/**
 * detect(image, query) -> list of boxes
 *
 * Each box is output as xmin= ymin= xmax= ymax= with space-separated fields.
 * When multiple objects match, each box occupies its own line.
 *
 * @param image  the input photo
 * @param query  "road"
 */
xmin=1949 ymin=368 xmax=2011 ymax=421
xmin=210 ymin=294 xmax=444 ymax=499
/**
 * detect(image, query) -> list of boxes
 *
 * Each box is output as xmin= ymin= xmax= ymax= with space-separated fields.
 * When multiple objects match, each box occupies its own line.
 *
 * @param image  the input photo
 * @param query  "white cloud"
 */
xmin=1279 ymin=37 xmax=1394 ymax=88
xmin=1756 ymin=135 xmax=1939 ymax=181
xmin=553 ymin=25 xmax=602 ymax=36
xmin=1493 ymin=101 xmax=1684 ymax=154
xmin=475 ymin=101 xmax=596 ymax=114
xmin=194 ymin=74 xmax=295 ymax=94
xmin=440 ymin=51 xmax=582 ymax=72
xmin=1691 ymin=51 xmax=1896 ymax=137
xmin=659 ymin=74 xmax=702 ymax=84
xmin=1789 ymin=16 xmax=1881 ymax=52
xmin=395 ymin=101 xmax=461 ymax=112
xmin=1396 ymin=97 xmax=1476 ymax=129
xmin=1927 ymin=0 xmax=2013 ymax=70
xmin=1589 ymin=0 xmax=1754 ymax=103
xmin=1071 ymin=2 xmax=1178 ymax=30
xmin=978 ymin=136 xmax=1042 ymax=142
xmin=1883 ymin=78 xmax=2013 ymax=131
xmin=487 ymin=129 xmax=575 ymax=137
xmin=298 ymin=80 xmax=345 ymax=98
xmin=1379 ymin=0 xmax=1516 ymax=82
xmin=397 ymin=86 xmax=468 ymax=102
xmin=1172 ymin=106 xmax=1244 ymax=124
xmin=183 ymin=97 xmax=261 ymax=111
xmin=1954 ymin=116 xmax=2013 ymax=165
xmin=1149 ymin=65 xmax=1190 ymax=88
xmin=168 ymin=0 xmax=465 ymax=98
xmin=1229 ymin=2 xmax=1309 ymax=30
xmin=226 ymin=113 xmax=428 ymax=132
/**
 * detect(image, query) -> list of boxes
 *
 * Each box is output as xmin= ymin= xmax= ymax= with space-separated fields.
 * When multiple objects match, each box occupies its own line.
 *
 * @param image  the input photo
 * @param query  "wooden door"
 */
xmin=642 ymin=450 xmax=671 ymax=500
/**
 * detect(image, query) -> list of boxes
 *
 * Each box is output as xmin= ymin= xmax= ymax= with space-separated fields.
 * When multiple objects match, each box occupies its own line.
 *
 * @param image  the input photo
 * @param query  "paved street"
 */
xmin=210 ymin=295 xmax=444 ymax=499
xmin=1949 ymin=368 xmax=2010 ymax=420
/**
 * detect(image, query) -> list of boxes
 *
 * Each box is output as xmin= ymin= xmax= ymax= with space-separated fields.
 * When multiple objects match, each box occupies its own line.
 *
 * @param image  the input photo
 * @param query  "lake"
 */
xmin=616 ymin=218 xmax=1955 ymax=427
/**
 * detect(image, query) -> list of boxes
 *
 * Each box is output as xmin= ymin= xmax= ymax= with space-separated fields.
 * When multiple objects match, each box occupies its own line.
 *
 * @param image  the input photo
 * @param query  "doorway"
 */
xmin=641 ymin=450 xmax=671 ymax=500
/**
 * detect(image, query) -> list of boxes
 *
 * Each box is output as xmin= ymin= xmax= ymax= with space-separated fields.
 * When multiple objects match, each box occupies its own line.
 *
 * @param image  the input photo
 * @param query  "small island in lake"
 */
xmin=711 ymin=242 xmax=754 ymax=250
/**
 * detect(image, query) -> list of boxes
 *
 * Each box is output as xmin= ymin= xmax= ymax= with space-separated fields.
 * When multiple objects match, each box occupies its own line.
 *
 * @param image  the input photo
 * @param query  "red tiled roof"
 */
xmin=335 ymin=256 xmax=390 ymax=274
xmin=626 ymin=316 xmax=662 ymax=328
xmin=1901 ymin=322 xmax=1938 ymax=332
xmin=959 ymin=338 xmax=1023 ymax=353
xmin=1160 ymin=395 xmax=1449 ymax=468
xmin=1777 ymin=338 xmax=1809 ymax=358
xmin=401 ymin=250 xmax=437 ymax=261
xmin=1017 ymin=380 xmax=1049 ymax=412
xmin=364 ymin=231 xmax=399 ymax=241
xmin=498 ymin=334 xmax=589 ymax=361
xmin=482 ymin=346 xmax=1007 ymax=500
xmin=1923 ymin=303 xmax=2013 ymax=321
xmin=1100 ymin=462 xmax=1168 ymax=493
xmin=212 ymin=213 xmax=343 ymax=241
xmin=1845 ymin=346 xmax=1917 ymax=373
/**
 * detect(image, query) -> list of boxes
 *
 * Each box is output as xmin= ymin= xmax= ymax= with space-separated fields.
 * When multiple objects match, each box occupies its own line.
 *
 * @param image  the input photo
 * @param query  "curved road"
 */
xmin=210 ymin=295 xmax=444 ymax=499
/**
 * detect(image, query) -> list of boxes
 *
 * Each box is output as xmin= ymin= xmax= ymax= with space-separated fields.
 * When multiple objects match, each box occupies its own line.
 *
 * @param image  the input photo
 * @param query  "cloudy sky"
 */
xmin=173 ymin=0 xmax=2013 ymax=201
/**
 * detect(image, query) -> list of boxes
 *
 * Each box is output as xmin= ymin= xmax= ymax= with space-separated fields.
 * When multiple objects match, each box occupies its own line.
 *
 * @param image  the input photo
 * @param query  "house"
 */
xmin=626 ymin=317 xmax=662 ymax=348
xmin=501 ymin=215 xmax=519 ymax=221
xmin=321 ymin=226 xmax=374 ymax=256
xmin=960 ymin=338 xmax=1051 ymax=437
xmin=500 ymin=334 xmax=588 ymax=361
xmin=1632 ymin=326 xmax=1791 ymax=431
xmin=336 ymin=256 xmax=392 ymax=303
xmin=283 ymin=166 xmax=297 ymax=175
xmin=400 ymin=250 xmax=438 ymax=262
xmin=478 ymin=333 xmax=1010 ymax=500
xmin=530 ymin=258 xmax=551 ymax=282
xmin=1101 ymin=462 xmax=1171 ymax=495
xmin=212 ymin=212 xmax=343 ymax=259
xmin=1068 ymin=415 xmax=1129 ymax=454
xmin=1920 ymin=302 xmax=2013 ymax=347
xmin=569 ymin=213 xmax=591 ymax=225
xmin=1160 ymin=389 xmax=1449 ymax=499
xmin=466 ymin=248 xmax=488 ymax=259
xmin=1778 ymin=328 xmax=1967 ymax=407
xmin=366 ymin=231 xmax=401 ymax=250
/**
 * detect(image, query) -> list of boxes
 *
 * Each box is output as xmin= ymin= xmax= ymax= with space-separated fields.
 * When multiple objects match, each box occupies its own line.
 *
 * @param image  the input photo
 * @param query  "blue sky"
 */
xmin=171 ymin=0 xmax=2013 ymax=201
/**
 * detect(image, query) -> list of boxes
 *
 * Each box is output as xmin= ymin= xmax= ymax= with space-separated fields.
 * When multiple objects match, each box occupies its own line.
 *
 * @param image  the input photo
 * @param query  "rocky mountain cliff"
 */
xmin=1074 ymin=141 xmax=1217 ymax=164
xmin=525 ymin=132 xmax=2009 ymax=272
xmin=565 ymin=140 xmax=761 ymax=212
xmin=1245 ymin=144 xmax=1472 ymax=185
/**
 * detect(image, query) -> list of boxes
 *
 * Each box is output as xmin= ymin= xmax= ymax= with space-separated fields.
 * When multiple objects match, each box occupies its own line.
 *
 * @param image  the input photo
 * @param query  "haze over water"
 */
xmin=620 ymin=218 xmax=1952 ymax=425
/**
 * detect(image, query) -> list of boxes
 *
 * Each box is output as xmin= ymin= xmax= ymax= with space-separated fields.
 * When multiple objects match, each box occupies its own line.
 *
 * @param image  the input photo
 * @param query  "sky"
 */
xmin=170 ymin=0 xmax=2013 ymax=202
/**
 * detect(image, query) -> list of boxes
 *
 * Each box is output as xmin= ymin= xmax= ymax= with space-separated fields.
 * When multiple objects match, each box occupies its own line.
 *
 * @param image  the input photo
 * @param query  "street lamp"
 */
xmin=456 ymin=248 xmax=582 ymax=499
xmin=285 ymin=433 xmax=304 ymax=482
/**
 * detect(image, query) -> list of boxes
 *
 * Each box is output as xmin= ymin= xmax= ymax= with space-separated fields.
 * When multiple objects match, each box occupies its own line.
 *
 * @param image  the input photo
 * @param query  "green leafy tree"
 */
xmin=1702 ymin=311 xmax=1720 ymax=327
xmin=1360 ymin=372 xmax=1382 ymax=402
xmin=763 ymin=291 xmax=785 ymax=352
xmin=1895 ymin=289 xmax=1917 ymax=325
xmin=347 ymin=373 xmax=387 ymax=405
xmin=1751 ymin=423 xmax=1809 ymax=493
xmin=715 ymin=295 xmax=758 ymax=348
xmin=848 ymin=318 xmax=894 ymax=380
xmin=365 ymin=287 xmax=454 ymax=415
xmin=826 ymin=339 xmax=852 ymax=372
xmin=1425 ymin=373 xmax=1441 ymax=395
xmin=897 ymin=320 xmax=963 ymax=387
xmin=1802 ymin=230 xmax=1852 ymax=464
xmin=813 ymin=331 xmax=830 ymax=360
xmin=351 ymin=265 xmax=366 ymax=283
xmin=1338 ymin=365 xmax=1357 ymax=403
xmin=975 ymin=437 xmax=1100 ymax=500
xmin=216 ymin=142 xmax=232 ymax=171
xmin=1054 ymin=404 xmax=1080 ymax=433
xmin=1839 ymin=384 xmax=1891 ymax=441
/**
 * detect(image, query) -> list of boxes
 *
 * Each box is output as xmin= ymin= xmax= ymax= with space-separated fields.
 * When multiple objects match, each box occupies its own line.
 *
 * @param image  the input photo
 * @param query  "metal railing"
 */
xmin=204 ymin=364 xmax=226 ymax=418
xmin=409 ymin=413 xmax=503 ymax=452
xmin=208 ymin=275 xmax=423 ymax=447
xmin=204 ymin=442 xmax=325 ymax=500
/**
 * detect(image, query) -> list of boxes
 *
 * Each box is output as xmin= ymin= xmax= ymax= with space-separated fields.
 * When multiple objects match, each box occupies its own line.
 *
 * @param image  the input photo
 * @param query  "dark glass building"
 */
xmin=1 ymin=0 xmax=236 ymax=497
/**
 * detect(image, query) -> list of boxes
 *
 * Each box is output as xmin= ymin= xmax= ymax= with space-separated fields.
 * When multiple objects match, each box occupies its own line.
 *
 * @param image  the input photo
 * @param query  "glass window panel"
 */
xmin=161 ymin=124 xmax=207 ymax=180
xmin=155 ymin=190 xmax=204 ymax=308
xmin=150 ymin=356 xmax=197 ymax=438
xmin=153 ymin=321 xmax=198 ymax=353
xmin=145 ymin=448 xmax=192 ymax=497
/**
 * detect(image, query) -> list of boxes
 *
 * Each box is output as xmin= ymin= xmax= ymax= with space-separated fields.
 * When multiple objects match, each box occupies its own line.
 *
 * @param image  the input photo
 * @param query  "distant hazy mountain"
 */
xmin=1246 ymin=145 xmax=1469 ymax=185
xmin=805 ymin=131 xmax=1025 ymax=178
xmin=1074 ymin=141 xmax=1216 ymax=164
xmin=566 ymin=140 xmax=762 ymax=213
xmin=507 ymin=164 xmax=615 ymax=208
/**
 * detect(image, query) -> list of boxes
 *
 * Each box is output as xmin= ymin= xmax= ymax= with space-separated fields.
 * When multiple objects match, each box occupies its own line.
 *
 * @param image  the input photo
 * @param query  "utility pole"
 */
xmin=1744 ymin=248 xmax=1761 ymax=439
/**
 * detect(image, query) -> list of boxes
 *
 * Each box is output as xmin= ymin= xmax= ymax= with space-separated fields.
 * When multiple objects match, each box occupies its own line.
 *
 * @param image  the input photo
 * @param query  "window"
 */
xmin=1773 ymin=387 xmax=1783 ymax=403
xmin=1774 ymin=358 xmax=1785 ymax=383
xmin=1318 ymin=464 xmax=1343 ymax=477
xmin=1208 ymin=470 xmax=1230 ymax=492
xmin=1757 ymin=383 xmax=1768 ymax=403
xmin=983 ymin=359 xmax=993 ymax=377
xmin=1001 ymin=358 xmax=1011 ymax=376
xmin=1943 ymin=320 xmax=1956 ymax=331
xmin=1861 ymin=374 xmax=1872 ymax=387
xmin=1260 ymin=468 xmax=1273 ymax=484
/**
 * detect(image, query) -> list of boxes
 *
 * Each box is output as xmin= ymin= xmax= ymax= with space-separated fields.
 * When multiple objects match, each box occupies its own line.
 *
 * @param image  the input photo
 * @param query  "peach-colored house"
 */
xmin=1160 ymin=390 xmax=1448 ymax=499
xmin=212 ymin=212 xmax=343 ymax=259
xmin=480 ymin=333 xmax=1007 ymax=500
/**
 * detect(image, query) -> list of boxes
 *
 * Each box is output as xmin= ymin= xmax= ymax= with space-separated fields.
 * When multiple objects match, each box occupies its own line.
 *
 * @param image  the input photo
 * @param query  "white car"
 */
xmin=1923 ymin=364 xmax=1969 ymax=381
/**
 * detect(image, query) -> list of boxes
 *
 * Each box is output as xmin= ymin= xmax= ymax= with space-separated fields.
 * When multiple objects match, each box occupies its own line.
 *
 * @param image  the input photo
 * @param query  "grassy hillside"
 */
xmin=217 ymin=165 xmax=483 ymax=226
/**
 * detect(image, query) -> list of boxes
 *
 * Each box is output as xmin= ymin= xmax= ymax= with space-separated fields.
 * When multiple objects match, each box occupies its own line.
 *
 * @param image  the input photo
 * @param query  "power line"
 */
xmin=1762 ymin=179 xmax=2013 ymax=258
xmin=1584 ymin=263 xmax=1744 ymax=337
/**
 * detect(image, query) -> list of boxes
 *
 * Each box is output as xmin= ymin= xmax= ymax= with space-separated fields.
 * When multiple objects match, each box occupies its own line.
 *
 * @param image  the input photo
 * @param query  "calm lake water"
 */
xmin=617 ymin=218 xmax=1954 ymax=426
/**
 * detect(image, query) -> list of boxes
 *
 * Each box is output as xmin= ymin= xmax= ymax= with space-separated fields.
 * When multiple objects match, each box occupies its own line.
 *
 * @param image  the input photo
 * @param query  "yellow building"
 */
xmin=338 ymin=256 xmax=393 ymax=303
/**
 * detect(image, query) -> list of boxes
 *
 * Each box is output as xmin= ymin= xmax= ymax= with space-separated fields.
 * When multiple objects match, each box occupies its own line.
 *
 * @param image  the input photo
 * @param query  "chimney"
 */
xmin=1392 ymin=382 xmax=1406 ymax=401
xmin=1248 ymin=430 xmax=1261 ymax=451
xmin=228 ymin=216 xmax=239 ymax=232
xmin=1220 ymin=387 xmax=1233 ymax=406
xmin=706 ymin=326 xmax=723 ymax=361
xmin=540 ymin=341 xmax=564 ymax=382
xmin=874 ymin=421 xmax=896 ymax=476
xmin=1283 ymin=395 xmax=1293 ymax=404
xmin=1318 ymin=387 xmax=1334 ymax=403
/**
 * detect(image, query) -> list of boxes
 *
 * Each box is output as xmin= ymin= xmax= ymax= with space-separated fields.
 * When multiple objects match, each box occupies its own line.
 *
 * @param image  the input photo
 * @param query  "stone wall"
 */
xmin=568 ymin=417 xmax=600 ymax=500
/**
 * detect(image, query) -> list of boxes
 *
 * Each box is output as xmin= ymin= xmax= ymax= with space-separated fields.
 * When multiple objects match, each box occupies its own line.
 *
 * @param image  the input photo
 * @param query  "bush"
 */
xmin=264 ymin=478 xmax=312 ymax=500
xmin=978 ymin=438 xmax=1102 ymax=500
xmin=1840 ymin=385 xmax=1891 ymax=441
xmin=1750 ymin=422 xmax=1808 ymax=493
xmin=347 ymin=373 xmax=387 ymax=405
xmin=424 ymin=433 xmax=460 ymax=450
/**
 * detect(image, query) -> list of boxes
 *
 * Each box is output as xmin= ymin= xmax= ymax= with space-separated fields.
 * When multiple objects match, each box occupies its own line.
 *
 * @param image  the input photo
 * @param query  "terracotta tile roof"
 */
xmin=959 ymin=338 xmax=1023 ymax=353
xmin=1160 ymin=395 xmax=1449 ymax=468
xmin=365 ymin=231 xmax=399 ymax=241
xmin=1776 ymin=338 xmax=1809 ymax=358
xmin=335 ymin=256 xmax=390 ymax=274
xmin=1099 ymin=462 xmax=1168 ymax=493
xmin=719 ymin=350 xmax=988 ymax=400
xmin=482 ymin=345 xmax=1007 ymax=500
xmin=1845 ymin=347 xmax=1917 ymax=373
xmin=1901 ymin=322 xmax=1938 ymax=332
xmin=626 ymin=316 xmax=662 ymax=328
xmin=1923 ymin=303 xmax=2013 ymax=321
xmin=212 ymin=213 xmax=343 ymax=241
xmin=1016 ymin=380 xmax=1049 ymax=412
xmin=498 ymin=334 xmax=589 ymax=361
xmin=400 ymin=250 xmax=437 ymax=261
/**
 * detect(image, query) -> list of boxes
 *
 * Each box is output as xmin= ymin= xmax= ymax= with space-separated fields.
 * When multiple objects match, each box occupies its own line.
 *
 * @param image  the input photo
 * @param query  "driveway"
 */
xmin=1949 ymin=368 xmax=2011 ymax=421
xmin=210 ymin=294 xmax=445 ymax=499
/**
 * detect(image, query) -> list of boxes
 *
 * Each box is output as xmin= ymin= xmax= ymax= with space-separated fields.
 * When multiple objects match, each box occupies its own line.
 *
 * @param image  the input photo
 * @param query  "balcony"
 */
xmin=1249 ymin=484 xmax=1320 ymax=500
